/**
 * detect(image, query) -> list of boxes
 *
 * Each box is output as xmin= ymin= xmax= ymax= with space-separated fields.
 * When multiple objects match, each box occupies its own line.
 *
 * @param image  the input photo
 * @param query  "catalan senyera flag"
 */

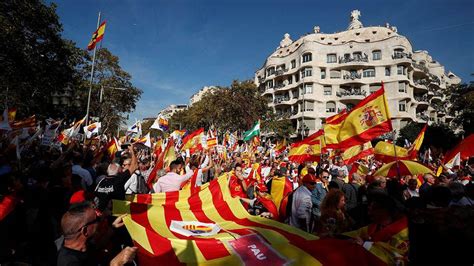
xmin=10 ymin=115 xmax=36 ymax=130
xmin=408 ymin=124 xmax=427 ymax=159
xmin=324 ymin=85 xmax=392 ymax=149
xmin=87 ymin=21 xmax=106 ymax=51
xmin=374 ymin=141 xmax=411 ymax=163
xmin=181 ymin=128 xmax=204 ymax=152
xmin=341 ymin=142 xmax=374 ymax=165
xmin=288 ymin=130 xmax=325 ymax=163
xmin=113 ymin=175 xmax=384 ymax=266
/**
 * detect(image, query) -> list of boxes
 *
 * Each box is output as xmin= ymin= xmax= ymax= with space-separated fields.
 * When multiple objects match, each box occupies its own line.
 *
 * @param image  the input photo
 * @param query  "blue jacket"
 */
xmin=311 ymin=182 xmax=328 ymax=217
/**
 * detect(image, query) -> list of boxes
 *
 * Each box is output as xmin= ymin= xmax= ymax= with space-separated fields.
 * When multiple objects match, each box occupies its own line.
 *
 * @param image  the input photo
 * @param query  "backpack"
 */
xmin=134 ymin=171 xmax=150 ymax=194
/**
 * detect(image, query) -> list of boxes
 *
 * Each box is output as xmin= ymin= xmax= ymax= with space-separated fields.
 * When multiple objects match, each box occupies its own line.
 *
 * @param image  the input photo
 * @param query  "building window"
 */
xmin=385 ymin=67 xmax=391 ymax=76
xmin=394 ymin=48 xmax=404 ymax=57
xmin=267 ymin=67 xmax=275 ymax=76
xmin=330 ymin=70 xmax=341 ymax=79
xmin=321 ymin=68 xmax=326 ymax=79
xmin=397 ymin=65 xmax=405 ymax=75
xmin=305 ymin=101 xmax=314 ymax=111
xmin=291 ymin=60 xmax=296 ymax=69
xmin=372 ymin=50 xmax=382 ymax=60
xmin=268 ymin=80 xmax=274 ymax=89
xmin=363 ymin=68 xmax=376 ymax=78
xmin=353 ymin=52 xmax=362 ymax=59
xmin=324 ymin=86 xmax=332 ymax=95
xmin=301 ymin=67 xmax=312 ymax=78
xmin=304 ymin=84 xmax=313 ymax=94
xmin=327 ymin=54 xmax=337 ymax=63
xmin=288 ymin=76 xmax=293 ymax=84
xmin=326 ymin=102 xmax=336 ymax=113
xmin=295 ymin=73 xmax=300 ymax=83
xmin=398 ymin=82 xmax=407 ymax=93
xmin=369 ymin=84 xmax=381 ymax=94
xmin=399 ymin=100 xmax=406 ymax=112
xmin=302 ymin=53 xmax=312 ymax=63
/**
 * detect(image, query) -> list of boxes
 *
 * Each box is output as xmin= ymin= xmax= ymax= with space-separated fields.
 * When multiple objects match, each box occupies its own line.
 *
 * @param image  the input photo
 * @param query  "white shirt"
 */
xmin=152 ymin=170 xmax=193 ymax=193
xmin=124 ymin=168 xmax=152 ymax=194
xmin=72 ymin=164 xmax=93 ymax=189
xmin=290 ymin=185 xmax=313 ymax=230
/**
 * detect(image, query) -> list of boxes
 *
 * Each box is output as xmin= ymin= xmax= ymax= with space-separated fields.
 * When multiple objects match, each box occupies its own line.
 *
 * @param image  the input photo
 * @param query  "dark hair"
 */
xmin=328 ymin=181 xmax=340 ymax=190
xmin=234 ymin=163 xmax=242 ymax=170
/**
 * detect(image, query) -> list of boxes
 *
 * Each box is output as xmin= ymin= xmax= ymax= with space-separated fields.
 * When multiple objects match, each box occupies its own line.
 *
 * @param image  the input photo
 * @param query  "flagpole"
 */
xmin=392 ymin=131 xmax=401 ymax=179
xmin=85 ymin=12 xmax=101 ymax=131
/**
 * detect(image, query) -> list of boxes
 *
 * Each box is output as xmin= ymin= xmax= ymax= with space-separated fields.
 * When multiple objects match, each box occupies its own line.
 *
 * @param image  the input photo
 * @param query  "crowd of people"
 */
xmin=0 ymin=130 xmax=473 ymax=265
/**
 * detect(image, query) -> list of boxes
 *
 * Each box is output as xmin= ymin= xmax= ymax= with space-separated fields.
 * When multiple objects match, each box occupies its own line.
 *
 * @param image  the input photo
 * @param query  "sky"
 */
xmin=52 ymin=0 xmax=474 ymax=123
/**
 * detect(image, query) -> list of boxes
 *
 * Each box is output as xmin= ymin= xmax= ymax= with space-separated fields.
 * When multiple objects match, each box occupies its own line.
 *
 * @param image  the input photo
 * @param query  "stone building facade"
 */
xmin=255 ymin=10 xmax=461 ymax=137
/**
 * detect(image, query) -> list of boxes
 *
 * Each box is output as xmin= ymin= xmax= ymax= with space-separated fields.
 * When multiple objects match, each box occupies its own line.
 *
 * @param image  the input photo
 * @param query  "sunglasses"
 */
xmin=77 ymin=216 xmax=101 ymax=232
xmin=309 ymin=182 xmax=317 ymax=185
xmin=322 ymin=176 xmax=329 ymax=179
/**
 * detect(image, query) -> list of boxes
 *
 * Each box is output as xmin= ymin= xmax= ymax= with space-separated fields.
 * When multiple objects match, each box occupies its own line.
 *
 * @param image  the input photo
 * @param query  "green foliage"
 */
xmin=170 ymin=80 xmax=278 ymax=134
xmin=0 ymin=0 xmax=80 ymax=118
xmin=398 ymin=122 xmax=459 ymax=152
xmin=0 ymin=0 xmax=142 ymax=128
xmin=446 ymin=81 xmax=474 ymax=136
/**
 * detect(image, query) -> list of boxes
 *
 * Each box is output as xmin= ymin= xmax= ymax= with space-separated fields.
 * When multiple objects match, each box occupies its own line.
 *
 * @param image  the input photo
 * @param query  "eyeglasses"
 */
xmin=309 ymin=182 xmax=317 ymax=185
xmin=77 ymin=216 xmax=101 ymax=232
xmin=122 ymin=163 xmax=130 ymax=167
xmin=322 ymin=176 xmax=329 ymax=179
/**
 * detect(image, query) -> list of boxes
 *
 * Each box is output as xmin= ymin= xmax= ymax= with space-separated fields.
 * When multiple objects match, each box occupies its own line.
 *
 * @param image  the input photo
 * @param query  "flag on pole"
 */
xmin=445 ymin=152 xmax=461 ymax=169
xmin=341 ymin=142 xmax=374 ymax=165
xmin=83 ymin=122 xmax=101 ymax=139
xmin=151 ymin=115 xmax=169 ymax=131
xmin=136 ymin=132 xmax=152 ymax=148
xmin=288 ymin=130 xmax=325 ymax=163
xmin=113 ymin=175 xmax=385 ymax=266
xmin=181 ymin=128 xmax=205 ymax=152
xmin=443 ymin=134 xmax=474 ymax=164
xmin=87 ymin=21 xmax=106 ymax=50
xmin=274 ymin=139 xmax=287 ymax=155
xmin=408 ymin=124 xmax=427 ymax=159
xmin=106 ymin=138 xmax=120 ymax=160
xmin=324 ymin=85 xmax=392 ymax=149
xmin=374 ymin=141 xmax=411 ymax=163
xmin=243 ymin=120 xmax=260 ymax=141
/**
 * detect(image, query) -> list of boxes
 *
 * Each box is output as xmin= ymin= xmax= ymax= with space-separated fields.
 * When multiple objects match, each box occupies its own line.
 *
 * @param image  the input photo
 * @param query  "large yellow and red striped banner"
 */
xmin=113 ymin=175 xmax=384 ymax=265
xmin=324 ymin=86 xmax=392 ymax=149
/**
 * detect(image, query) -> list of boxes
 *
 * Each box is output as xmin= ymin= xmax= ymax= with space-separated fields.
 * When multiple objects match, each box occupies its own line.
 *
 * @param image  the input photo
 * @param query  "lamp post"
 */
xmin=299 ymin=124 xmax=310 ymax=140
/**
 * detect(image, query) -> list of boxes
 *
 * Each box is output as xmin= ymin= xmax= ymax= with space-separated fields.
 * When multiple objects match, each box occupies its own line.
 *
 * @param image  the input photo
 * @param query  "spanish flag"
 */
xmin=324 ymin=85 xmax=392 ymax=149
xmin=106 ymin=137 xmax=119 ymax=160
xmin=408 ymin=124 xmax=427 ymax=159
xmin=341 ymin=142 xmax=374 ymax=165
xmin=269 ymin=176 xmax=293 ymax=217
xmin=113 ymin=175 xmax=385 ymax=265
xmin=87 ymin=21 xmax=106 ymax=51
xmin=325 ymin=108 xmax=348 ymax=124
xmin=181 ymin=128 xmax=204 ymax=152
xmin=275 ymin=139 xmax=287 ymax=155
xmin=288 ymin=129 xmax=325 ymax=163
xmin=374 ymin=141 xmax=411 ymax=163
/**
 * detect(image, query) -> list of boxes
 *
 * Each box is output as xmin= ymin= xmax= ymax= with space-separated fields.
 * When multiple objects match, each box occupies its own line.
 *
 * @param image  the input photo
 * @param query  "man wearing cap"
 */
xmin=290 ymin=174 xmax=317 ymax=232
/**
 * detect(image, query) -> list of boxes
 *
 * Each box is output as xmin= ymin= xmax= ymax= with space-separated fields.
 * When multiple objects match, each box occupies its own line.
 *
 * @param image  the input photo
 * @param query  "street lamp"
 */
xmin=299 ymin=123 xmax=310 ymax=139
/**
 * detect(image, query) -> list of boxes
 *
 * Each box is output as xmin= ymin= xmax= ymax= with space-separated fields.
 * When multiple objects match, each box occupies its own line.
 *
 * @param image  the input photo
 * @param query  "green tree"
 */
xmin=171 ymin=80 xmax=276 ymax=134
xmin=81 ymin=48 xmax=142 ymax=134
xmin=0 ymin=0 xmax=80 ymax=118
xmin=398 ymin=122 xmax=459 ymax=153
xmin=446 ymin=80 xmax=474 ymax=136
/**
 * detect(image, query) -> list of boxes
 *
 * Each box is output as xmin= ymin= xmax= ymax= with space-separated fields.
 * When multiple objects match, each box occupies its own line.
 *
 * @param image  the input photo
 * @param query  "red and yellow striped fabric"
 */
xmin=113 ymin=175 xmax=385 ymax=265
xmin=10 ymin=115 xmax=36 ymax=130
xmin=407 ymin=124 xmax=427 ymax=159
xmin=288 ymin=130 xmax=325 ymax=163
xmin=324 ymin=86 xmax=392 ymax=149
xmin=181 ymin=128 xmax=204 ymax=152
xmin=341 ymin=142 xmax=374 ymax=165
